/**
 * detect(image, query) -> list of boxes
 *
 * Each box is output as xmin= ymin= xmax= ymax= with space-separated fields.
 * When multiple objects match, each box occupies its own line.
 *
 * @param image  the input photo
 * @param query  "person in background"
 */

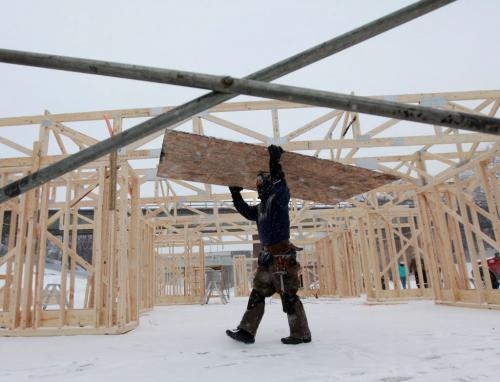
xmin=410 ymin=258 xmax=428 ymax=288
xmin=399 ymin=262 xmax=407 ymax=289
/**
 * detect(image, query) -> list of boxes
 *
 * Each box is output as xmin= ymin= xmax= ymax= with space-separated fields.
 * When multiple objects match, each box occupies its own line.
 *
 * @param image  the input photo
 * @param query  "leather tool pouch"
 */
xmin=268 ymin=240 xmax=303 ymax=255
xmin=258 ymin=250 xmax=273 ymax=267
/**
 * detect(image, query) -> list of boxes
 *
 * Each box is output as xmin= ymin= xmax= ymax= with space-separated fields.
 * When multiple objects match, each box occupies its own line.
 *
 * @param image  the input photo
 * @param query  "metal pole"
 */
xmin=1 ymin=49 xmax=497 ymax=134
xmin=0 ymin=0 xmax=456 ymax=203
xmin=224 ymin=78 xmax=500 ymax=134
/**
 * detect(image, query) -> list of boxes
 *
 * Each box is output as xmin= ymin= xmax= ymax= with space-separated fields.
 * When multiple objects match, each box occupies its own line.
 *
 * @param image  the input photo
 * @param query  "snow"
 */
xmin=1 ymin=297 xmax=500 ymax=382
xmin=0 ymin=260 xmax=89 ymax=309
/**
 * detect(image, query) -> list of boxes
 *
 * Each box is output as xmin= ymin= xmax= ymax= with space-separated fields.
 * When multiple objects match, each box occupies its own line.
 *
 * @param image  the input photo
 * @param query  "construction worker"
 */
xmin=226 ymin=145 xmax=311 ymax=345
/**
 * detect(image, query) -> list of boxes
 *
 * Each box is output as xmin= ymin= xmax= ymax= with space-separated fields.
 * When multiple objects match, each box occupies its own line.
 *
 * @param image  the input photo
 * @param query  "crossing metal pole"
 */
xmin=0 ymin=0 xmax=456 ymax=203
xmin=1 ymin=49 xmax=498 ymax=134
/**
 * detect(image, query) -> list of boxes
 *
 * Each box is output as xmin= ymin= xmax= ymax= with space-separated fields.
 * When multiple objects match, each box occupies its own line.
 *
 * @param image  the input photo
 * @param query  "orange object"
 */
xmin=103 ymin=115 xmax=113 ymax=136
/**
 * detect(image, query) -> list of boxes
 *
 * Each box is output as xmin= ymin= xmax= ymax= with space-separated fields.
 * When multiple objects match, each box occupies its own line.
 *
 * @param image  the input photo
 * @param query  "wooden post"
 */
xmin=129 ymin=176 xmax=140 ymax=321
xmin=4 ymin=188 xmax=18 ymax=313
xmin=357 ymin=217 xmax=375 ymax=299
xmin=69 ymin=190 xmax=78 ymax=308
xmin=117 ymin=162 xmax=129 ymax=327
xmin=94 ymin=167 xmax=106 ymax=327
xmin=428 ymin=190 xmax=459 ymax=302
xmin=366 ymin=212 xmax=383 ymax=295
xmin=478 ymin=161 xmax=500 ymax=241
xmin=416 ymin=193 xmax=443 ymax=302
xmin=409 ymin=211 xmax=426 ymax=296
xmin=59 ymin=178 xmax=72 ymax=328
xmin=33 ymin=183 xmax=50 ymax=328
xmin=9 ymin=183 xmax=29 ymax=329
xmin=444 ymin=190 xmax=469 ymax=289
xmin=453 ymin=176 xmax=487 ymax=303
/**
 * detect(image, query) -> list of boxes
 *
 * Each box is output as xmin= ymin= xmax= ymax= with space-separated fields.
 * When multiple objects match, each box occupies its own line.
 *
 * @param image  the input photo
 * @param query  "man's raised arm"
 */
xmin=229 ymin=186 xmax=257 ymax=221
xmin=268 ymin=145 xmax=285 ymax=182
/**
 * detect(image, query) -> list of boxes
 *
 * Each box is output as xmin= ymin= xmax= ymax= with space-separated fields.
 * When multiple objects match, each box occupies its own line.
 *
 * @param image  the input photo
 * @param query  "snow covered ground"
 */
xmin=1 ymin=297 xmax=500 ymax=382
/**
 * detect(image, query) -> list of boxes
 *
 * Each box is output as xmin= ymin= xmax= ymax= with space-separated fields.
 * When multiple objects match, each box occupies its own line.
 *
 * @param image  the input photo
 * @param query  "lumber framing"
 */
xmin=1 ymin=89 xmax=499 ymax=336
xmin=12 ymin=0 xmax=500 ymax=337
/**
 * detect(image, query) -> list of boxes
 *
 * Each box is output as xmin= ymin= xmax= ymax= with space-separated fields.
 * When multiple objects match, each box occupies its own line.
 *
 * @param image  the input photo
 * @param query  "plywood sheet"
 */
xmin=157 ymin=131 xmax=398 ymax=204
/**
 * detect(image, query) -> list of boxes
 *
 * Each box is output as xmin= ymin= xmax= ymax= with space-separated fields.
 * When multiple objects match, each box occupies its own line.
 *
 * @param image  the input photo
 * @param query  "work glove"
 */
xmin=229 ymin=186 xmax=243 ymax=194
xmin=268 ymin=145 xmax=284 ymax=161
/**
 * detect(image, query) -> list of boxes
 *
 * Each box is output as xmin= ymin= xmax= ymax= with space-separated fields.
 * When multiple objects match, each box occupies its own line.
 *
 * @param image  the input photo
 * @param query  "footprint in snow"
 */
xmin=349 ymin=371 xmax=366 ymax=376
xmin=75 ymin=363 xmax=93 ymax=372
xmin=421 ymin=355 xmax=441 ymax=361
xmin=472 ymin=347 xmax=494 ymax=352
xmin=249 ymin=352 xmax=287 ymax=358
xmin=205 ymin=363 xmax=238 ymax=369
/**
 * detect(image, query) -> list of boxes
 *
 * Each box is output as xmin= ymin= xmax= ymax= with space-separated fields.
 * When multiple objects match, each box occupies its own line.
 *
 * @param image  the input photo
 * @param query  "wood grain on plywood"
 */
xmin=158 ymin=131 xmax=398 ymax=204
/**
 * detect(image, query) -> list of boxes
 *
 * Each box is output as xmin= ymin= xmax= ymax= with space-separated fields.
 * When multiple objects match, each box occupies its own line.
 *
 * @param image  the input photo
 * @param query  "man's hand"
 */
xmin=268 ymin=145 xmax=284 ymax=161
xmin=229 ymin=186 xmax=243 ymax=194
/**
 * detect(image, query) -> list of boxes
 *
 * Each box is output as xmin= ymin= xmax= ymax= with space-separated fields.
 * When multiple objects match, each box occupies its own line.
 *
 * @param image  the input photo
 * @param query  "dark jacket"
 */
xmin=231 ymin=157 xmax=290 ymax=246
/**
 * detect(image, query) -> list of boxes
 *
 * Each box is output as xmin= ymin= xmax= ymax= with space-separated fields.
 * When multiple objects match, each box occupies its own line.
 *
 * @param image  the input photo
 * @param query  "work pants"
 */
xmin=238 ymin=254 xmax=311 ymax=339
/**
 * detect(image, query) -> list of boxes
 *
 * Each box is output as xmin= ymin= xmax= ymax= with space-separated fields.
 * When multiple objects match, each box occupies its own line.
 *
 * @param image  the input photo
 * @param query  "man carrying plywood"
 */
xmin=226 ymin=145 xmax=312 ymax=345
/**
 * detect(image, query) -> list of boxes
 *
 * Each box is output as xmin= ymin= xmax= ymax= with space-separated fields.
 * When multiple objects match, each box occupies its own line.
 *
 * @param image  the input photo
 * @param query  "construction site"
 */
xmin=1 ymin=1 xmax=499 ymax=381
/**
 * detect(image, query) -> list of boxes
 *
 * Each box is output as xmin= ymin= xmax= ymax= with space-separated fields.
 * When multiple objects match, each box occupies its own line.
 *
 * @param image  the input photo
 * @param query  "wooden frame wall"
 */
xmin=1 ymin=90 xmax=500 ymax=334
xmin=417 ymin=149 xmax=500 ymax=309
xmin=0 ymin=119 xmax=156 ymax=335
xmin=155 ymin=237 xmax=205 ymax=305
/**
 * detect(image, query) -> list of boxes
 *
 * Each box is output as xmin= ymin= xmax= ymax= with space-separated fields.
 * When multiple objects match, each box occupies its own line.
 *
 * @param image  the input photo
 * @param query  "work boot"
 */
xmin=226 ymin=328 xmax=255 ymax=344
xmin=281 ymin=336 xmax=311 ymax=345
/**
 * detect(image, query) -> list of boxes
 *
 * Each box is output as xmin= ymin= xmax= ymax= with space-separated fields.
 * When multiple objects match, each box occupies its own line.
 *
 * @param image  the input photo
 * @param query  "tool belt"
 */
xmin=259 ymin=240 xmax=302 ymax=268
xmin=267 ymin=240 xmax=303 ymax=255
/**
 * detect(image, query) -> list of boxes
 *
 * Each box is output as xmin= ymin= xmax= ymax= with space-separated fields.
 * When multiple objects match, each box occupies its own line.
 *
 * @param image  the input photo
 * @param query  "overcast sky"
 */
xmin=1 ymin=1 xmax=499 ymax=173
xmin=1 ymin=0 xmax=499 ymax=118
